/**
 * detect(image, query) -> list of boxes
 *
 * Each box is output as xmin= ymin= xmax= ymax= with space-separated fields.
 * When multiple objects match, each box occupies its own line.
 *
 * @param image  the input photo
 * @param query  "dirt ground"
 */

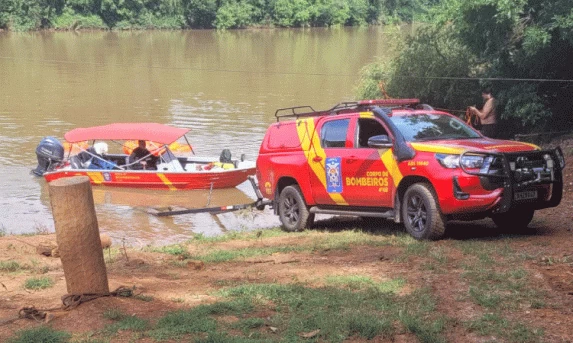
xmin=1 ymin=140 xmax=573 ymax=342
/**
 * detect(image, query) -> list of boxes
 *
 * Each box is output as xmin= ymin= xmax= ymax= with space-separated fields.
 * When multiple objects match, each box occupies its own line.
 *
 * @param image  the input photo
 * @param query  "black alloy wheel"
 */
xmin=278 ymin=185 xmax=312 ymax=232
xmin=402 ymin=183 xmax=446 ymax=240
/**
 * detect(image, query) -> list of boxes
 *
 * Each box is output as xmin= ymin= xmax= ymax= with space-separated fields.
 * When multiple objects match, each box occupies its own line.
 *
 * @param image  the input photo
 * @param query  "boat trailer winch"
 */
xmin=146 ymin=176 xmax=271 ymax=217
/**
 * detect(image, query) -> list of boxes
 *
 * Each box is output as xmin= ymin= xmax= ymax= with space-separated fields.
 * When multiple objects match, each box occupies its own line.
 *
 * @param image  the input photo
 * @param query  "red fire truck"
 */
xmin=256 ymin=99 xmax=564 ymax=239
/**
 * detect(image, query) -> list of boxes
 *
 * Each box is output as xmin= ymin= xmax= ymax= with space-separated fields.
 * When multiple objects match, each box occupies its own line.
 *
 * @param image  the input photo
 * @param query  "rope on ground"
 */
xmin=0 ymin=286 xmax=135 ymax=326
xmin=61 ymin=285 xmax=134 ymax=310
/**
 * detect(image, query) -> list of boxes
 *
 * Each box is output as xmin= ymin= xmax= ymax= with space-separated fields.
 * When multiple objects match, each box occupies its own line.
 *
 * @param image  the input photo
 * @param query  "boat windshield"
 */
xmin=389 ymin=113 xmax=481 ymax=142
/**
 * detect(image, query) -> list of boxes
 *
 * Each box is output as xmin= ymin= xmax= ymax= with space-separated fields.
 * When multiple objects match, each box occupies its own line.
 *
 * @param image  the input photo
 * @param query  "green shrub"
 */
xmin=53 ymin=8 xmax=107 ymax=29
xmin=7 ymin=326 xmax=70 ymax=343
xmin=24 ymin=276 xmax=54 ymax=290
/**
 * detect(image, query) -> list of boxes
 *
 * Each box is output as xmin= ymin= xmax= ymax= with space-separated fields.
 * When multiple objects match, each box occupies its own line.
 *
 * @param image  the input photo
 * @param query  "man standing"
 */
xmin=469 ymin=87 xmax=498 ymax=138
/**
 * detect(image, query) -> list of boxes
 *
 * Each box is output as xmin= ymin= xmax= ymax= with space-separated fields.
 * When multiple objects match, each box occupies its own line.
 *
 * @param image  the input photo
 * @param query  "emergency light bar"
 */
xmin=357 ymin=98 xmax=420 ymax=106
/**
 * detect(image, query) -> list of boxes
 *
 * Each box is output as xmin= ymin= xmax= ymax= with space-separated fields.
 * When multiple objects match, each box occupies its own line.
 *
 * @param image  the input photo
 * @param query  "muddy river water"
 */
xmin=0 ymin=27 xmax=404 ymax=245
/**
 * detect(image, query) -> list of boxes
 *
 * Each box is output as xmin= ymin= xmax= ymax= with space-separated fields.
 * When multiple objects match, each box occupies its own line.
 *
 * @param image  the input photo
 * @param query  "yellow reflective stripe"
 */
xmin=410 ymin=143 xmax=464 ymax=155
xmin=523 ymin=142 xmax=540 ymax=150
xmin=157 ymin=173 xmax=177 ymax=191
xmin=380 ymin=149 xmax=403 ymax=187
xmin=359 ymin=111 xmax=374 ymax=118
xmin=296 ymin=118 xmax=348 ymax=205
xmin=86 ymin=172 xmax=104 ymax=184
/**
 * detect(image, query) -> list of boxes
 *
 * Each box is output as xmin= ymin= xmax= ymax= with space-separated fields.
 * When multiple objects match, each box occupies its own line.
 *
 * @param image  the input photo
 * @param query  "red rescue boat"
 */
xmin=33 ymin=123 xmax=256 ymax=190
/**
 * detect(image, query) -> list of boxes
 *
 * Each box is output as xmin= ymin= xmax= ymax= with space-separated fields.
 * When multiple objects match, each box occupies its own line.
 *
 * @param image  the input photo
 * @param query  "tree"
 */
xmin=357 ymin=0 xmax=573 ymax=132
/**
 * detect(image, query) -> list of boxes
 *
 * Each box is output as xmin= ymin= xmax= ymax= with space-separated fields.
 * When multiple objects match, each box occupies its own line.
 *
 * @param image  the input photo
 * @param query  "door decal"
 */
xmin=325 ymin=157 xmax=343 ymax=193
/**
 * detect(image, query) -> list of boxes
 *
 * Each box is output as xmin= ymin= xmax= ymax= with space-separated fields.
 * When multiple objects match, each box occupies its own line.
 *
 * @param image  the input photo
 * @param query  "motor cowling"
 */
xmin=33 ymin=136 xmax=64 ymax=176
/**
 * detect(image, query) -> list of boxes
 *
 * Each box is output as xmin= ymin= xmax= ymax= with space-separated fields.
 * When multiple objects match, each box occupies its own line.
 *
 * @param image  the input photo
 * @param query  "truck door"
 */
xmin=308 ymin=117 xmax=352 ymax=206
xmin=310 ymin=115 xmax=394 ymax=208
xmin=341 ymin=116 xmax=395 ymax=207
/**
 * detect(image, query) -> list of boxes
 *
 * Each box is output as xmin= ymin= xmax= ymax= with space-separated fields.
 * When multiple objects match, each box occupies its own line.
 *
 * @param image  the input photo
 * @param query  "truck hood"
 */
xmin=410 ymin=138 xmax=540 ymax=155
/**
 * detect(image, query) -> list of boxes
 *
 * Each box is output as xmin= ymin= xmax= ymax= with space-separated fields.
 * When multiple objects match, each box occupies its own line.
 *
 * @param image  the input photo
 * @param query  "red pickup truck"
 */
xmin=256 ymin=99 xmax=564 ymax=239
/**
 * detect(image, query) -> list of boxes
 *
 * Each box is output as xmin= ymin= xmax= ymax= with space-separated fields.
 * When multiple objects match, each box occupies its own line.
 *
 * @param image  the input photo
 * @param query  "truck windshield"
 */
xmin=389 ymin=113 xmax=481 ymax=142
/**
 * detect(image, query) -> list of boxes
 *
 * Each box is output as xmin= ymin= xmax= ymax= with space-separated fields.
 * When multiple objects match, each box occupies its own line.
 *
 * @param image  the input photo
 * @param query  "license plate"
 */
xmin=514 ymin=190 xmax=538 ymax=201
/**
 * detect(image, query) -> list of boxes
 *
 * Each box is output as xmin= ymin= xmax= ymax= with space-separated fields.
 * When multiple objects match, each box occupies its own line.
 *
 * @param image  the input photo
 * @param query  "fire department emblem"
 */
xmin=325 ymin=157 xmax=342 ymax=193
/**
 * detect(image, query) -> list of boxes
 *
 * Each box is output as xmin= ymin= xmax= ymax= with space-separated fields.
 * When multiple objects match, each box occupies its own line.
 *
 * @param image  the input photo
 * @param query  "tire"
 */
xmin=402 ymin=183 xmax=446 ymax=240
xmin=491 ymin=209 xmax=535 ymax=234
xmin=278 ymin=185 xmax=312 ymax=232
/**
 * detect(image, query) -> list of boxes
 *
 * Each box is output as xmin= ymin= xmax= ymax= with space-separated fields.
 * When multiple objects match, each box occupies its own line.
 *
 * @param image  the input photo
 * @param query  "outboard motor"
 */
xmin=33 ymin=136 xmax=64 ymax=176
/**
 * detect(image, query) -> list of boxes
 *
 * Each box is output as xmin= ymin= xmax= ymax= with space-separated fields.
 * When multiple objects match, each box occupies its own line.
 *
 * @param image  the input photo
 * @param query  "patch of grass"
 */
xmin=197 ymin=245 xmax=306 ymax=263
xmin=231 ymin=317 xmax=265 ymax=334
xmin=400 ymin=312 xmax=447 ymax=343
xmin=215 ymin=283 xmax=444 ymax=343
xmin=133 ymin=294 xmax=154 ymax=302
xmin=149 ymin=244 xmax=188 ymax=257
xmin=468 ymin=286 xmax=502 ymax=308
xmin=393 ymin=238 xmax=430 ymax=262
xmin=106 ymin=315 xmax=149 ymax=333
xmin=149 ymin=299 xmax=256 ymax=340
xmin=347 ymin=313 xmax=393 ymax=339
xmin=462 ymin=263 xmax=540 ymax=310
xmin=103 ymin=309 xmax=124 ymax=320
xmin=325 ymin=275 xmax=405 ymax=293
xmin=191 ymin=230 xmax=399 ymax=263
xmin=101 ymin=308 xmax=149 ymax=334
xmin=24 ymin=276 xmax=54 ymax=290
xmin=191 ymin=228 xmax=305 ymax=244
xmin=148 ymin=309 xmax=218 ymax=340
xmin=466 ymin=313 xmax=543 ymax=343
xmin=74 ymin=339 xmax=109 ymax=343
xmin=0 ymin=260 xmax=23 ymax=272
xmin=7 ymin=326 xmax=70 ymax=343
xmin=194 ymin=332 xmax=270 ymax=342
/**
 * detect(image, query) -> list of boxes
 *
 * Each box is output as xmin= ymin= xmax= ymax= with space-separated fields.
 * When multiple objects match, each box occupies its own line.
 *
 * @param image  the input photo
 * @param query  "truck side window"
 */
xmin=356 ymin=119 xmax=388 ymax=148
xmin=321 ymin=119 xmax=349 ymax=148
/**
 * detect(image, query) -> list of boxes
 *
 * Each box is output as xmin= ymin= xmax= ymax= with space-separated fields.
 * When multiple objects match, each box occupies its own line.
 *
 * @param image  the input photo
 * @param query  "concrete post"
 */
xmin=48 ymin=176 xmax=109 ymax=294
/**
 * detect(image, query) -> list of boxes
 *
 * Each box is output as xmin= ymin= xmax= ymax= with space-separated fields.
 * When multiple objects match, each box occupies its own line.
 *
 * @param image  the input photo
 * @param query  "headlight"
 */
xmin=460 ymin=155 xmax=485 ymax=169
xmin=435 ymin=154 xmax=459 ymax=169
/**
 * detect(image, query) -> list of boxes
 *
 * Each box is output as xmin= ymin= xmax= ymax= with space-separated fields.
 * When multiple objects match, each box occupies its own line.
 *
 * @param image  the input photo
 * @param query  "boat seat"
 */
xmin=156 ymin=150 xmax=184 ymax=172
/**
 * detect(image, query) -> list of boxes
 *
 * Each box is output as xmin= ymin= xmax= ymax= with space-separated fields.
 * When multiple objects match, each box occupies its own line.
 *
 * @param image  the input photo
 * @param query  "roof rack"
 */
xmin=274 ymin=98 xmax=425 ymax=121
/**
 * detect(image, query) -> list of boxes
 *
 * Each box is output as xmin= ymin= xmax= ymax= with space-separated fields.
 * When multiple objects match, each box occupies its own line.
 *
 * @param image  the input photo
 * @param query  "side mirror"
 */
xmin=368 ymin=135 xmax=393 ymax=149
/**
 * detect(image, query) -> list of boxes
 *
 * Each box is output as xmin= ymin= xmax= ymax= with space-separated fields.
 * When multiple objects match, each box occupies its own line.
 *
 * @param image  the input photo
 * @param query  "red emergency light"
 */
xmin=357 ymin=98 xmax=420 ymax=106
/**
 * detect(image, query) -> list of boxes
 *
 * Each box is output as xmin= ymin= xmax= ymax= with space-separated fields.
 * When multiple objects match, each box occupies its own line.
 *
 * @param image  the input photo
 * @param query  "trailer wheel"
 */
xmin=402 ymin=183 xmax=446 ymax=240
xmin=492 ymin=209 xmax=535 ymax=234
xmin=278 ymin=185 xmax=312 ymax=232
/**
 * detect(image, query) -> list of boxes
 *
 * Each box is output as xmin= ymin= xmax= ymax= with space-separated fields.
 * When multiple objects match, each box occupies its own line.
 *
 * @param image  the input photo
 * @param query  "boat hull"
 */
xmin=43 ymin=167 xmax=256 ymax=190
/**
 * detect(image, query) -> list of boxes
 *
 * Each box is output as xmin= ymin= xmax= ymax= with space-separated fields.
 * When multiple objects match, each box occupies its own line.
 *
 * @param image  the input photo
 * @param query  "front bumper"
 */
xmin=456 ymin=148 xmax=564 ymax=214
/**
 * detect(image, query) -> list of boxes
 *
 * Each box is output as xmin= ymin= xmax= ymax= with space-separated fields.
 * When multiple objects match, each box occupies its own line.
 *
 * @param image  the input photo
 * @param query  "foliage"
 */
xmin=356 ymin=0 xmax=573 ymax=132
xmin=24 ymin=276 xmax=54 ymax=290
xmin=0 ymin=0 xmax=435 ymax=30
xmin=183 ymin=0 xmax=217 ymax=28
xmin=52 ymin=8 xmax=107 ymax=29
xmin=0 ymin=260 xmax=23 ymax=272
xmin=7 ymin=326 xmax=70 ymax=343
xmin=214 ymin=1 xmax=257 ymax=29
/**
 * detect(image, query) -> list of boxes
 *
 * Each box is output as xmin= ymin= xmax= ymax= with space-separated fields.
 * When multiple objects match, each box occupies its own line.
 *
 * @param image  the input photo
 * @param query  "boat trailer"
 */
xmin=146 ymin=176 xmax=271 ymax=217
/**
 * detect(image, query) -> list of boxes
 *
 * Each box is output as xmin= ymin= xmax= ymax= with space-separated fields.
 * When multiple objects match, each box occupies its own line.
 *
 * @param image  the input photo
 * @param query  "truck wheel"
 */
xmin=402 ymin=183 xmax=446 ymax=240
xmin=491 ymin=209 xmax=535 ymax=234
xmin=278 ymin=185 xmax=312 ymax=232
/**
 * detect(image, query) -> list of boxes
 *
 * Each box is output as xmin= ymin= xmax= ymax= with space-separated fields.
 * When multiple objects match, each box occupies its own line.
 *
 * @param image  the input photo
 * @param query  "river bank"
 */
xmin=2 ymin=212 xmax=573 ymax=342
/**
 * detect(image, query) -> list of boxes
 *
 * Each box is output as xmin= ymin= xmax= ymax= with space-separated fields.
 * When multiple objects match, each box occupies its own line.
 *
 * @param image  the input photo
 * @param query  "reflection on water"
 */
xmin=0 ymin=27 xmax=402 ymax=244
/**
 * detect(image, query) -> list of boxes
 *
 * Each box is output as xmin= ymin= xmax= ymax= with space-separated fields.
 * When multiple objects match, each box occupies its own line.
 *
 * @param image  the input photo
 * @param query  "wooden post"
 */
xmin=48 ymin=176 xmax=109 ymax=294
